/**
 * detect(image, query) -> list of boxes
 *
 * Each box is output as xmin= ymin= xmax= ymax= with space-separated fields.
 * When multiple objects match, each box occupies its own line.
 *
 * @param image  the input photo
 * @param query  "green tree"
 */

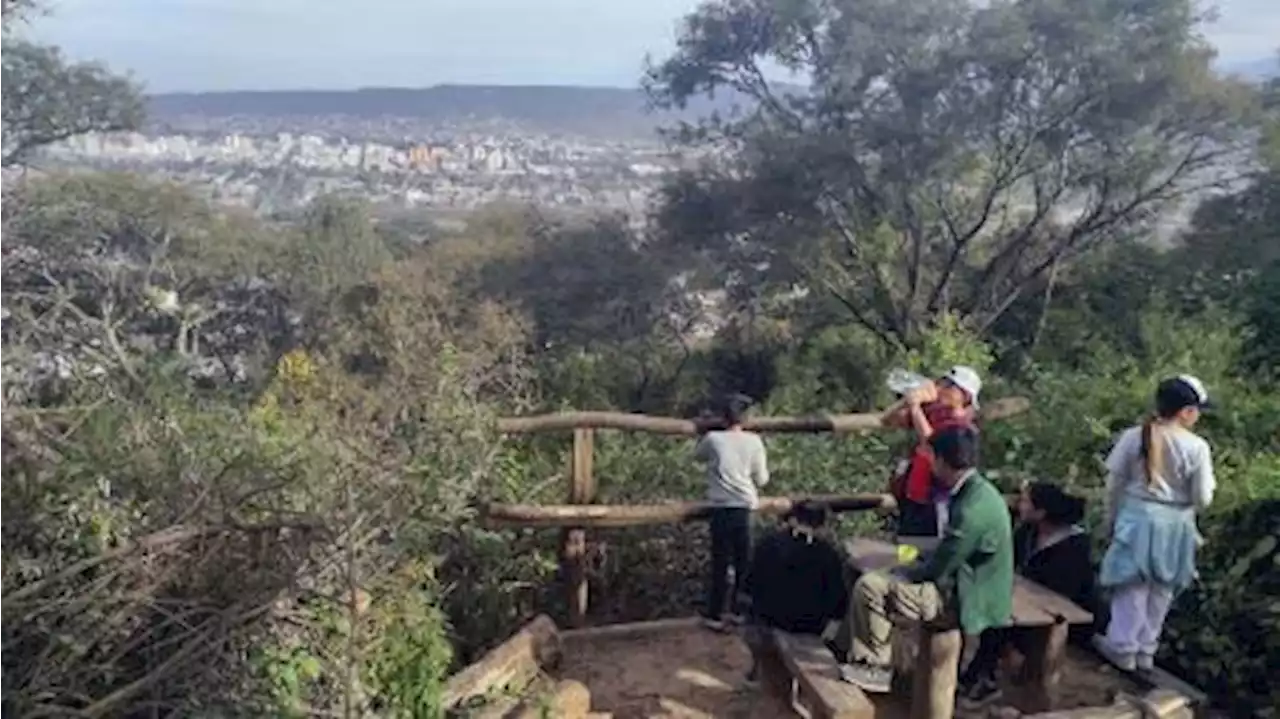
xmin=460 ymin=209 xmax=706 ymax=411
xmin=1 ymin=2 xmax=144 ymax=167
xmin=648 ymin=0 xmax=1253 ymax=349
xmin=1260 ymin=52 xmax=1280 ymax=170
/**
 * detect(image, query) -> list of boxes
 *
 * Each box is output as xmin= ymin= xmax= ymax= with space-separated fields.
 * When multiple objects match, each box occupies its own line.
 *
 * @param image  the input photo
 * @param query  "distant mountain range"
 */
xmin=148 ymin=84 xmax=763 ymax=138
xmin=148 ymin=58 xmax=1274 ymax=139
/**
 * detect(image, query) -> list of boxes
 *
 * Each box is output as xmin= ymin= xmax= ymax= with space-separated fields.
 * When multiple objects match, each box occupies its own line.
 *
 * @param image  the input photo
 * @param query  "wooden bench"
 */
xmin=844 ymin=537 xmax=1094 ymax=714
xmin=771 ymin=628 xmax=876 ymax=719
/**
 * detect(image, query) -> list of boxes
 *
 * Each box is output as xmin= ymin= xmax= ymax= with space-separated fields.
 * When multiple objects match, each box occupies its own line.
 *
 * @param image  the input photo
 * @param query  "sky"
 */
xmin=23 ymin=0 xmax=1280 ymax=94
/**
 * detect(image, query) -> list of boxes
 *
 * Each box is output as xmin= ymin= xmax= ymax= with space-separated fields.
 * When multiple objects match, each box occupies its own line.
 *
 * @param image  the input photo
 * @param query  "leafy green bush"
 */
xmin=1163 ymin=501 xmax=1280 ymax=718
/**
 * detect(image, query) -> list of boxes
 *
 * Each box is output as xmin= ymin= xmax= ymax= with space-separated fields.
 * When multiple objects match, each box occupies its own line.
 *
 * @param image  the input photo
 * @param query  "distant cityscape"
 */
xmin=34 ymin=85 xmax=744 ymax=220
xmin=42 ymin=127 xmax=684 ymax=220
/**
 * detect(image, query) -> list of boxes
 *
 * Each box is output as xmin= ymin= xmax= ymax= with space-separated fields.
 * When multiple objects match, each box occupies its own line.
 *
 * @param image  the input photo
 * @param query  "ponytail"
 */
xmin=1140 ymin=414 xmax=1166 ymax=490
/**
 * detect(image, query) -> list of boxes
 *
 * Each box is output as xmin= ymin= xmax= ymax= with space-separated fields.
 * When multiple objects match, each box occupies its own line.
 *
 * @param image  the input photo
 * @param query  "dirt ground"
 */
xmin=556 ymin=623 xmax=1143 ymax=719
xmin=557 ymin=624 xmax=793 ymax=718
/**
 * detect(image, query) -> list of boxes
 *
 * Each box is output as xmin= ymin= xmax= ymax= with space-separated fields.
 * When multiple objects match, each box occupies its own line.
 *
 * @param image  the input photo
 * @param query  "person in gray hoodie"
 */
xmin=695 ymin=393 xmax=770 ymax=630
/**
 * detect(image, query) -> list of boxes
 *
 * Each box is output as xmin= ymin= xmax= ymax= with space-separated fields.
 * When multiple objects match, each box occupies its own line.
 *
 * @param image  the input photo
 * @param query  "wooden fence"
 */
xmin=485 ymin=398 xmax=1030 ymax=627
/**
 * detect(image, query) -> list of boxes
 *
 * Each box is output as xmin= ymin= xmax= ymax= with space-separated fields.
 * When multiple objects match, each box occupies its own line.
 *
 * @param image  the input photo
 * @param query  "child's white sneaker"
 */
xmin=1136 ymin=653 xmax=1156 ymax=672
xmin=1092 ymin=635 xmax=1137 ymax=672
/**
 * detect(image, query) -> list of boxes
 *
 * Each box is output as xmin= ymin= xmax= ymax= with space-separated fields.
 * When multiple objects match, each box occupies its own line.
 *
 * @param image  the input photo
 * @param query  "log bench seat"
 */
xmin=771 ymin=628 xmax=876 ymax=719
xmin=844 ymin=537 xmax=1095 ymax=714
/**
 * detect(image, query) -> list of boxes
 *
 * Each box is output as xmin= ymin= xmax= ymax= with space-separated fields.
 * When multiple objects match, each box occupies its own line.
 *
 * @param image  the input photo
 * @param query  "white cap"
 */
xmin=1174 ymin=374 xmax=1212 ymax=407
xmin=941 ymin=366 xmax=982 ymax=408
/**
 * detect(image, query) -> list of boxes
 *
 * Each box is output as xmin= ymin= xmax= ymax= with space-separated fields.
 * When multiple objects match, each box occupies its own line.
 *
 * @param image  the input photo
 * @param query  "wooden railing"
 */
xmin=486 ymin=398 xmax=1030 ymax=627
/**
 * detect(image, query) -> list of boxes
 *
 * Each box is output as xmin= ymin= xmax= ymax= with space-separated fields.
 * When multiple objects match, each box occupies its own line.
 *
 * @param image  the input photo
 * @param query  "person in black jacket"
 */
xmin=959 ymin=482 xmax=1096 ymax=707
xmin=742 ymin=501 xmax=849 ymax=683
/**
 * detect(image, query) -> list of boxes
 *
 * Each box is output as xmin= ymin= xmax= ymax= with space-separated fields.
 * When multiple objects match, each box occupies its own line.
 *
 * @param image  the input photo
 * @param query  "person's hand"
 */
xmin=906 ymin=382 xmax=937 ymax=406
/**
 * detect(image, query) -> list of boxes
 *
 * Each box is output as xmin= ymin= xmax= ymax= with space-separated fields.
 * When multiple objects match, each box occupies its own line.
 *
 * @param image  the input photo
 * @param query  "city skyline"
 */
xmin=24 ymin=0 xmax=1280 ymax=94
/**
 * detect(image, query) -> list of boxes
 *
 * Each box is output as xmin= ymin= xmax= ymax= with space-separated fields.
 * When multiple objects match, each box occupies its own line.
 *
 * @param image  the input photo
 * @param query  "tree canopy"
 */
xmin=647 ymin=0 xmax=1255 ymax=348
xmin=2 ymin=11 xmax=144 ymax=167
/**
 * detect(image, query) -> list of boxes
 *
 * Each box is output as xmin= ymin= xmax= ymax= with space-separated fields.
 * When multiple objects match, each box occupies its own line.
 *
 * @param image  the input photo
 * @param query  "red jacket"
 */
xmin=896 ymin=402 xmax=976 ymax=504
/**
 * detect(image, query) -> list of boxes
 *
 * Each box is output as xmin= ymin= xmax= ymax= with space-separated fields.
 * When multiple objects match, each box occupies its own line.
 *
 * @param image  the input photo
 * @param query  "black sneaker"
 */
xmin=838 ymin=661 xmax=893 ymax=693
xmin=957 ymin=676 xmax=1003 ymax=709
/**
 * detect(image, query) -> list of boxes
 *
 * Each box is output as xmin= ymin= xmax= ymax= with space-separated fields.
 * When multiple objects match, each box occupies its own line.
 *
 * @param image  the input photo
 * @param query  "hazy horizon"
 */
xmin=22 ymin=0 xmax=1280 ymax=94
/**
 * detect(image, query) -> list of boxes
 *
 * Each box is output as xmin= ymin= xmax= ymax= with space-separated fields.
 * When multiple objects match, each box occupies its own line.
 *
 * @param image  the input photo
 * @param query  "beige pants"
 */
xmin=848 ymin=570 xmax=945 ymax=666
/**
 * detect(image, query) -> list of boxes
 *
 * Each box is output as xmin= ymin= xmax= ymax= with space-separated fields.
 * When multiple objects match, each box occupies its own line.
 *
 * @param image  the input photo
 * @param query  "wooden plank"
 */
xmin=1136 ymin=665 xmax=1209 ymax=710
xmin=1014 ymin=576 xmax=1093 ymax=625
xmin=1024 ymin=689 xmax=1195 ymax=719
xmin=560 ymin=617 xmax=703 ymax=645
xmin=495 ymin=397 xmax=1031 ymax=435
xmin=773 ymin=629 xmax=876 ymax=719
xmin=1010 ymin=587 xmax=1057 ymax=626
xmin=442 ymin=615 xmax=561 ymax=710
xmin=844 ymin=538 xmax=901 ymax=574
xmin=487 ymin=494 xmax=892 ymax=529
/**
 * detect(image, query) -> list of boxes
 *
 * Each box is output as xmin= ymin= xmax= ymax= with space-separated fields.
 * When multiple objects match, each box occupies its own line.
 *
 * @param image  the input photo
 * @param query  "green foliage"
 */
xmin=1 ymin=177 xmax=539 ymax=714
xmin=365 ymin=570 xmax=455 ymax=719
xmin=1 ymin=38 xmax=144 ymax=166
xmin=1162 ymin=501 xmax=1280 ymax=717
xmin=4 ymin=10 xmax=1277 ymax=716
xmin=648 ymin=0 xmax=1253 ymax=348
xmin=899 ymin=314 xmax=994 ymax=377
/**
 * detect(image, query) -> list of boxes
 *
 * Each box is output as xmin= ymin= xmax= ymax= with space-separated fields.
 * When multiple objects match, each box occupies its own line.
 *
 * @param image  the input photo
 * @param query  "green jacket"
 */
xmin=906 ymin=471 xmax=1014 ymax=635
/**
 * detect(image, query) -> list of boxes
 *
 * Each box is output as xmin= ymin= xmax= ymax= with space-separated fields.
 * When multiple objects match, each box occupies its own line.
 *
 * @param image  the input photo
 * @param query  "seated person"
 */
xmin=839 ymin=426 xmax=1014 ymax=694
xmin=959 ymin=482 xmax=1095 ymax=706
xmin=742 ymin=501 xmax=848 ymax=681
xmin=882 ymin=366 xmax=982 ymax=537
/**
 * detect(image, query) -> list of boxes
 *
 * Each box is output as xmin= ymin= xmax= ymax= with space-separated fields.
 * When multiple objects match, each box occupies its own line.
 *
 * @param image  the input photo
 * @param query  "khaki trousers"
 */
xmin=848 ymin=570 xmax=945 ymax=666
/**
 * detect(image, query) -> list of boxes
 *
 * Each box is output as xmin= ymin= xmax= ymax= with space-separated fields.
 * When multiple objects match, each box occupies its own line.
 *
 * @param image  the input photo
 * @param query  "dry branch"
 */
xmin=483 ymin=493 xmax=893 ymax=529
xmin=495 ymin=396 xmax=1030 ymax=435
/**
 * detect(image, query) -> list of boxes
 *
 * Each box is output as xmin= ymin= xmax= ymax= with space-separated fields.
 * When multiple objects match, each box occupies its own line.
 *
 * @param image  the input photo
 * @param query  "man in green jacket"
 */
xmin=840 ymin=426 xmax=1014 ymax=693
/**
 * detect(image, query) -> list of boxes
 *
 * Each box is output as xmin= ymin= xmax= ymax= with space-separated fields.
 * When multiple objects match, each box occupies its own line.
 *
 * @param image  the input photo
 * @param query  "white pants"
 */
xmin=1105 ymin=583 xmax=1175 ymax=656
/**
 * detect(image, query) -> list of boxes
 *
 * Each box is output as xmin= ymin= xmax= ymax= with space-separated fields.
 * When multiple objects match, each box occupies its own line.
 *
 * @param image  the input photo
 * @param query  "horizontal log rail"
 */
xmin=495 ymin=396 xmax=1030 ymax=435
xmin=485 ymin=492 xmax=1024 ymax=529
xmin=484 ymin=493 xmax=894 ymax=528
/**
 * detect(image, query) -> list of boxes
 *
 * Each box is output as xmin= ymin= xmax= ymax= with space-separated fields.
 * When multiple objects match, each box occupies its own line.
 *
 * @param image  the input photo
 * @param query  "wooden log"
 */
xmin=511 ymin=679 xmax=592 ymax=719
xmin=562 ymin=428 xmax=595 ymax=628
xmin=773 ymin=629 xmax=876 ymax=719
xmin=1026 ymin=689 xmax=1194 ymax=719
xmin=1021 ymin=618 xmax=1069 ymax=713
xmin=485 ymin=493 xmax=893 ymax=529
xmin=496 ymin=397 xmax=1031 ymax=435
xmin=441 ymin=614 xmax=561 ymax=710
xmin=469 ymin=696 xmax=521 ymax=719
xmin=561 ymin=529 xmax=588 ymax=627
xmin=909 ymin=626 xmax=962 ymax=719
xmin=560 ymin=617 xmax=703 ymax=645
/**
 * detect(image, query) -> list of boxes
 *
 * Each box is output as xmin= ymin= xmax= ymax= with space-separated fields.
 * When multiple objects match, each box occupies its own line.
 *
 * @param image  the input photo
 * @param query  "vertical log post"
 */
xmin=909 ymin=625 xmax=962 ymax=719
xmin=1022 ymin=617 xmax=1069 ymax=713
xmin=562 ymin=428 xmax=595 ymax=627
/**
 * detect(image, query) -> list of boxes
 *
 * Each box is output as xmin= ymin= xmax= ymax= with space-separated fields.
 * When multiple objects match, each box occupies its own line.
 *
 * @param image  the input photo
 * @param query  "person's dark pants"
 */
xmin=706 ymin=507 xmax=752 ymax=619
xmin=962 ymin=626 xmax=1033 ymax=684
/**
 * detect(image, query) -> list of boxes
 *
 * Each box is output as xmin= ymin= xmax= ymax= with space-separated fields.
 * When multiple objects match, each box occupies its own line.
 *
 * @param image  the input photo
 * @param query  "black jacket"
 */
xmin=745 ymin=527 xmax=848 ymax=634
xmin=1013 ymin=524 xmax=1099 ymax=638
